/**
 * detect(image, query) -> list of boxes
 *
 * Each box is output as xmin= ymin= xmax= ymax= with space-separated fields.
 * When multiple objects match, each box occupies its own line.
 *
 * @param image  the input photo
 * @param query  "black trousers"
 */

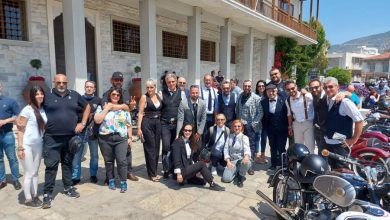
xmin=268 ymin=131 xmax=288 ymax=167
xmin=314 ymin=127 xmax=327 ymax=156
xmin=210 ymin=150 xmax=227 ymax=167
xmin=325 ymin=143 xmax=349 ymax=170
xmin=142 ymin=117 xmax=161 ymax=177
xmin=98 ymin=134 xmax=128 ymax=181
xmin=161 ymin=122 xmax=176 ymax=172
xmin=183 ymin=161 xmax=213 ymax=184
xmin=43 ymin=135 xmax=74 ymax=194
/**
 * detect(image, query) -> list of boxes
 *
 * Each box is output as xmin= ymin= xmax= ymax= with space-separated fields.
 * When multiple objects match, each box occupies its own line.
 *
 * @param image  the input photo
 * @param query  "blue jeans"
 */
xmin=72 ymin=139 xmax=99 ymax=180
xmin=255 ymin=129 xmax=267 ymax=154
xmin=0 ymin=131 xmax=19 ymax=181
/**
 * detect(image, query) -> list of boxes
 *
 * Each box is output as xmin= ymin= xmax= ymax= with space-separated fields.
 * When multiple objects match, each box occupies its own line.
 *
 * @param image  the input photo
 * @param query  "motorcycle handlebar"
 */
xmin=321 ymin=149 xmax=360 ymax=166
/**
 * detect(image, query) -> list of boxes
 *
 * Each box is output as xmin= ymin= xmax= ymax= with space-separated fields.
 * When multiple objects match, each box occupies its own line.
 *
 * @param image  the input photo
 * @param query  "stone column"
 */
xmin=260 ymin=35 xmax=275 ymax=81
xmin=219 ymin=18 xmax=232 ymax=80
xmin=63 ymin=0 xmax=87 ymax=93
xmin=242 ymin=28 xmax=254 ymax=82
xmin=140 ymin=0 xmax=158 ymax=93
xmin=187 ymin=7 xmax=201 ymax=86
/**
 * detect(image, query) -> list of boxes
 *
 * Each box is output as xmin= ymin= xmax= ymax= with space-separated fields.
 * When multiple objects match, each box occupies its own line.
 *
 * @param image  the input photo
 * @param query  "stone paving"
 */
xmin=0 ymin=141 xmax=278 ymax=220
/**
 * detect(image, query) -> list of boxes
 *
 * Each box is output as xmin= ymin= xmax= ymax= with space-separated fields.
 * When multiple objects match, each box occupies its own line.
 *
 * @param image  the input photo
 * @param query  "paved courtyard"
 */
xmin=0 ymin=140 xmax=278 ymax=220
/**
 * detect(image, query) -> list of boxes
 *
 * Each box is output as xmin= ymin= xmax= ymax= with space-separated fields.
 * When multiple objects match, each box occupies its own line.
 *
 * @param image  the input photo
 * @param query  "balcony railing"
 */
xmin=236 ymin=0 xmax=317 ymax=41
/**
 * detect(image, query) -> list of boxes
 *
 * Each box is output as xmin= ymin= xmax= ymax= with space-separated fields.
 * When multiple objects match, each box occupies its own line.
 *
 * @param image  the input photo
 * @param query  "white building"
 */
xmin=0 ymin=0 xmax=318 ymax=105
xmin=361 ymin=52 xmax=390 ymax=81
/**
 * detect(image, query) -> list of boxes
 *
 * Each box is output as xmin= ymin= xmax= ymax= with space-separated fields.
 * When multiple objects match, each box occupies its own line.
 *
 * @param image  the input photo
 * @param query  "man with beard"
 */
xmin=177 ymin=76 xmax=189 ymax=100
xmin=217 ymin=81 xmax=236 ymax=128
xmin=235 ymin=80 xmax=263 ymax=175
xmin=266 ymin=68 xmax=287 ymax=99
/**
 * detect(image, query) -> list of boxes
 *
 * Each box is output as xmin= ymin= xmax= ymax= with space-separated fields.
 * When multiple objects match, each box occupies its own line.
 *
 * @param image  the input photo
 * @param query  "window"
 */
xmin=383 ymin=61 xmax=389 ymax=72
xmin=352 ymin=57 xmax=362 ymax=64
xmin=231 ymin=46 xmax=236 ymax=64
xmin=279 ymin=2 xmax=294 ymax=16
xmin=0 ymin=0 xmax=27 ymax=41
xmin=368 ymin=63 xmax=375 ymax=72
xmin=200 ymin=39 xmax=216 ymax=62
xmin=112 ymin=20 xmax=140 ymax=53
xmin=162 ymin=31 xmax=187 ymax=59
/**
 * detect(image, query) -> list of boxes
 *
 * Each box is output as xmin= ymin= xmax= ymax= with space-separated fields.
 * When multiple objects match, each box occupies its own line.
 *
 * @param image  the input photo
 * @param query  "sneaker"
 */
xmin=108 ymin=179 xmax=116 ymax=190
xmin=13 ymin=180 xmax=22 ymax=190
xmin=237 ymin=175 xmax=244 ymax=188
xmin=33 ymin=196 xmax=43 ymax=206
xmin=0 ymin=181 xmax=6 ymax=190
xmin=24 ymin=199 xmax=41 ymax=208
xmin=211 ymin=166 xmax=217 ymax=176
xmin=64 ymin=186 xmax=80 ymax=198
xmin=41 ymin=194 xmax=52 ymax=209
xmin=209 ymin=182 xmax=225 ymax=191
xmin=120 ymin=181 xmax=127 ymax=193
xmin=90 ymin=176 xmax=98 ymax=184
xmin=247 ymin=168 xmax=255 ymax=175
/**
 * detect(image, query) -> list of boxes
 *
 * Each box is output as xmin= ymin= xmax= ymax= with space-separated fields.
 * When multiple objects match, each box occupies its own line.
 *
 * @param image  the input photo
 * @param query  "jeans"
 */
xmin=72 ymin=139 xmax=99 ymax=180
xmin=222 ymin=159 xmax=252 ymax=183
xmin=244 ymin=124 xmax=256 ymax=160
xmin=43 ymin=135 xmax=74 ymax=194
xmin=0 ymin=131 xmax=19 ymax=182
xmin=254 ymin=129 xmax=267 ymax=154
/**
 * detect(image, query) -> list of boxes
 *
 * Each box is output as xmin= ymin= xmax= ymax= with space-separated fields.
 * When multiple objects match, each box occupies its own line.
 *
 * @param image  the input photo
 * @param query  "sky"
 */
xmin=303 ymin=0 xmax=390 ymax=45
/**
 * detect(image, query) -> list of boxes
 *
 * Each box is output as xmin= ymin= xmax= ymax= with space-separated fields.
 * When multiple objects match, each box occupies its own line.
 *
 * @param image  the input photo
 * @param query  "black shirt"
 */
xmin=43 ymin=89 xmax=87 ymax=136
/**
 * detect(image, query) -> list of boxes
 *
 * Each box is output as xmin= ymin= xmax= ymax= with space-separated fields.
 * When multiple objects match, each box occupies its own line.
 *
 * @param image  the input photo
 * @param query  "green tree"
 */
xmin=325 ymin=67 xmax=352 ymax=85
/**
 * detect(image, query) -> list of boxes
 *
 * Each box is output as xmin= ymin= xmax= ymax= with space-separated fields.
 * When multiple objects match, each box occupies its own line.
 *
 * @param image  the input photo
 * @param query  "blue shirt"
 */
xmin=0 ymin=95 xmax=20 ymax=132
xmin=350 ymin=93 xmax=361 ymax=106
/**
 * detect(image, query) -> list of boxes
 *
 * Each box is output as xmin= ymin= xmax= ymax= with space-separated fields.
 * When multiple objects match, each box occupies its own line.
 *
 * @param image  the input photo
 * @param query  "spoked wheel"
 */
xmin=273 ymin=172 xmax=302 ymax=219
xmin=352 ymin=152 xmax=389 ymax=184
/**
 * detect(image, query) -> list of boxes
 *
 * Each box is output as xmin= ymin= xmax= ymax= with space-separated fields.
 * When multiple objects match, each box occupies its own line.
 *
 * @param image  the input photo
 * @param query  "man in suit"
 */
xmin=178 ymin=76 xmax=189 ymax=100
xmin=217 ymin=81 xmax=236 ymax=128
xmin=200 ymin=74 xmax=219 ymax=135
xmin=261 ymin=84 xmax=288 ymax=171
xmin=177 ymin=85 xmax=207 ymax=147
xmin=236 ymin=80 xmax=263 ymax=175
xmin=204 ymin=113 xmax=230 ymax=175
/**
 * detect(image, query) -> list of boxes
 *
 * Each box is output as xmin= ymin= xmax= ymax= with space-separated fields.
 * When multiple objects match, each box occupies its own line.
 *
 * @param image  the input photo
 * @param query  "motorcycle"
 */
xmin=257 ymin=143 xmax=390 ymax=220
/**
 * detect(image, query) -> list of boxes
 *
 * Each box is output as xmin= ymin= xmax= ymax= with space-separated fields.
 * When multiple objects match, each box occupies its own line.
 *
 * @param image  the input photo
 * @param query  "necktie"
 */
xmin=208 ymin=88 xmax=212 ymax=111
xmin=232 ymin=135 xmax=237 ymax=146
xmin=193 ymin=103 xmax=198 ymax=132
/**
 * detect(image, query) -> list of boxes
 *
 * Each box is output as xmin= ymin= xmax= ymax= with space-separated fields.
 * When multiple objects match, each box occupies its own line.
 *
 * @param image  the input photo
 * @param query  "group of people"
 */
xmin=0 ymin=67 xmax=365 ymax=210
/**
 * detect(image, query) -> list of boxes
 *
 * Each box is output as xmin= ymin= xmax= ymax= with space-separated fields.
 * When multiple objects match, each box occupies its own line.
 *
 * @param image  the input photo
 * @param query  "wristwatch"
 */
xmin=81 ymin=122 xmax=86 ymax=126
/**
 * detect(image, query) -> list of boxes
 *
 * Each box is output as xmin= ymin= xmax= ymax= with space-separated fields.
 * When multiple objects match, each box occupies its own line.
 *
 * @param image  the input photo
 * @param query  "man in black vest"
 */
xmin=323 ymin=77 xmax=364 ymax=169
xmin=217 ymin=81 xmax=236 ymax=128
xmin=261 ymin=84 xmax=288 ymax=171
xmin=160 ymin=73 xmax=182 ymax=178
xmin=309 ymin=79 xmax=327 ymax=156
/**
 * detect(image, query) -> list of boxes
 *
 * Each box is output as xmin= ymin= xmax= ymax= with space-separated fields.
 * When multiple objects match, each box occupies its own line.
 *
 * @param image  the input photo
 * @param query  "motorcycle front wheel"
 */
xmin=352 ymin=152 xmax=389 ymax=184
xmin=273 ymin=171 xmax=302 ymax=219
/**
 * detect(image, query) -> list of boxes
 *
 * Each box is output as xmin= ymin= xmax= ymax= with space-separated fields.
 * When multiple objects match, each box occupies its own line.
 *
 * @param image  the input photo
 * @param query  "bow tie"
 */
xmin=269 ymin=99 xmax=276 ymax=102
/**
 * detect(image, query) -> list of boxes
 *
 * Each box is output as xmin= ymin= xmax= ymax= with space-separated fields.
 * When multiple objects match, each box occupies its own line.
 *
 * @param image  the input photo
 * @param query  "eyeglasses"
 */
xmin=113 ymin=79 xmax=123 ymax=82
xmin=323 ymin=85 xmax=335 ymax=90
xmin=216 ymin=118 xmax=225 ymax=121
xmin=55 ymin=81 xmax=68 ymax=85
xmin=233 ymin=125 xmax=242 ymax=128
xmin=309 ymin=86 xmax=320 ymax=91
xmin=183 ymin=129 xmax=192 ymax=132
xmin=111 ymin=93 xmax=121 ymax=97
xmin=257 ymin=85 xmax=265 ymax=88
xmin=286 ymin=87 xmax=296 ymax=92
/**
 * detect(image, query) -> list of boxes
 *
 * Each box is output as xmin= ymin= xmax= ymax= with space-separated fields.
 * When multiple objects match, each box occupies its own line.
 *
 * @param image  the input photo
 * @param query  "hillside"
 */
xmin=328 ymin=31 xmax=390 ymax=53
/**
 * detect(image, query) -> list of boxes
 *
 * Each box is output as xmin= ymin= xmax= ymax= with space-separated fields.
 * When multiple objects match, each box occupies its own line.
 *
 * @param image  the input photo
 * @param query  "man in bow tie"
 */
xmin=261 ymin=84 xmax=288 ymax=171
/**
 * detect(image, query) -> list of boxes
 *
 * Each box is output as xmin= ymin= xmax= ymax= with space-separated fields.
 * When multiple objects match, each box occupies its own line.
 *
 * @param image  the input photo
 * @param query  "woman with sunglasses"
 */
xmin=222 ymin=120 xmax=252 ymax=188
xmin=17 ymin=86 xmax=47 ymax=208
xmin=137 ymin=79 xmax=162 ymax=182
xmin=94 ymin=87 xmax=132 ymax=193
xmin=255 ymin=80 xmax=268 ymax=164
xmin=172 ymin=124 xmax=225 ymax=191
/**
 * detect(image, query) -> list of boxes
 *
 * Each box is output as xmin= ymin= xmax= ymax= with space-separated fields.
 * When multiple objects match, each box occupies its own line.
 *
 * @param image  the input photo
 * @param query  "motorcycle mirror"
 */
xmin=322 ymin=149 xmax=329 ymax=157
xmin=332 ymin=132 xmax=347 ymax=141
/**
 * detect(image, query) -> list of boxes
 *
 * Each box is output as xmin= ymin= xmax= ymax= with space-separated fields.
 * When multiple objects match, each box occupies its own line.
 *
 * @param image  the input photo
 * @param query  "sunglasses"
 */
xmin=233 ymin=125 xmax=242 ymax=128
xmin=184 ymin=129 xmax=192 ymax=132
xmin=286 ymin=87 xmax=296 ymax=92
xmin=55 ymin=81 xmax=68 ymax=85
xmin=257 ymin=85 xmax=265 ymax=87
xmin=323 ymin=85 xmax=335 ymax=90
xmin=309 ymin=86 xmax=320 ymax=91
xmin=111 ymin=93 xmax=121 ymax=97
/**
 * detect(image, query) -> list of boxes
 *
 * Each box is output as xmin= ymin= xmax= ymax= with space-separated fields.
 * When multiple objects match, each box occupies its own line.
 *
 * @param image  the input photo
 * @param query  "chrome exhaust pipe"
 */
xmin=256 ymin=190 xmax=292 ymax=220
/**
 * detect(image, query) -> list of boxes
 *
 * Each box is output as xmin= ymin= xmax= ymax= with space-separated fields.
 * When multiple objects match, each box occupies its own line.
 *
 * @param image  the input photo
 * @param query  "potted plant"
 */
xmin=23 ymin=59 xmax=49 ymax=103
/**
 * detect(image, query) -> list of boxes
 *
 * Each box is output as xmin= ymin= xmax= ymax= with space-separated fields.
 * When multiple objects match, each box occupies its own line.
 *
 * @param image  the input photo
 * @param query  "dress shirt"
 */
xmin=269 ymin=97 xmax=278 ymax=114
xmin=201 ymin=86 xmax=217 ymax=114
xmin=286 ymin=92 xmax=315 ymax=122
xmin=215 ymin=126 xmax=226 ymax=152
xmin=222 ymin=93 xmax=236 ymax=105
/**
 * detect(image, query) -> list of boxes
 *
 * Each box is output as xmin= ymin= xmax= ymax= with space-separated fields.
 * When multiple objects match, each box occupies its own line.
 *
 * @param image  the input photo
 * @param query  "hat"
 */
xmin=111 ymin=71 xmax=124 ymax=79
xmin=265 ymin=84 xmax=277 ymax=90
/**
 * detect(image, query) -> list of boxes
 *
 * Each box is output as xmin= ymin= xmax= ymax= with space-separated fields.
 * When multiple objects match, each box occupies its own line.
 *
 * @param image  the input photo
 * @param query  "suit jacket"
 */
xmin=204 ymin=125 xmax=230 ymax=152
xmin=172 ymin=138 xmax=195 ymax=176
xmin=177 ymin=98 xmax=207 ymax=136
xmin=235 ymin=92 xmax=263 ymax=132
xmin=261 ymin=96 xmax=288 ymax=134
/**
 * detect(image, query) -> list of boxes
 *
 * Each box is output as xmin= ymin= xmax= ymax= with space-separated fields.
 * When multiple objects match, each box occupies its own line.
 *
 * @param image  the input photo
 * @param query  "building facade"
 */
xmin=0 ymin=0 xmax=317 ymax=105
xmin=361 ymin=52 xmax=390 ymax=81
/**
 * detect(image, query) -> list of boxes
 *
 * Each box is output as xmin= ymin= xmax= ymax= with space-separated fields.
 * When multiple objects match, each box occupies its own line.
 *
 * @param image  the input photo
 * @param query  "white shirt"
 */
xmin=324 ymin=97 xmax=364 ymax=144
xmin=184 ymin=139 xmax=191 ymax=159
xmin=286 ymin=92 xmax=315 ymax=122
xmin=201 ymin=86 xmax=218 ymax=114
xmin=20 ymin=105 xmax=47 ymax=145
xmin=269 ymin=97 xmax=278 ymax=114
xmin=215 ymin=126 xmax=226 ymax=152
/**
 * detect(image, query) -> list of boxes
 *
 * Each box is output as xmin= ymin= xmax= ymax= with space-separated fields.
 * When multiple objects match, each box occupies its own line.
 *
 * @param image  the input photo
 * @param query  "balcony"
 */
xmin=236 ymin=0 xmax=317 ymax=40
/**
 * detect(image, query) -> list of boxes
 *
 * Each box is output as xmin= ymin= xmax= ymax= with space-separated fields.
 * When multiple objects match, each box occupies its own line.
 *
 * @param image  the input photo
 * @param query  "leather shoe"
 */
xmin=247 ymin=168 xmax=255 ymax=175
xmin=187 ymin=176 xmax=206 ymax=186
xmin=13 ymin=180 xmax=22 ymax=190
xmin=127 ymin=173 xmax=139 ymax=181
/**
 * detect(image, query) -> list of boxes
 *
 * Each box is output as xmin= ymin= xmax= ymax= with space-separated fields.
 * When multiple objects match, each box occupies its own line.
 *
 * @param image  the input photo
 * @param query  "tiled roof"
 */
xmin=363 ymin=52 xmax=390 ymax=60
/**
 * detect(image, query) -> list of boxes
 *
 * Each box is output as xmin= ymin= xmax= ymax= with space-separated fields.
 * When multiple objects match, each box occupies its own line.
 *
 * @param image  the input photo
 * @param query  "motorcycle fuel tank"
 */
xmin=313 ymin=175 xmax=356 ymax=207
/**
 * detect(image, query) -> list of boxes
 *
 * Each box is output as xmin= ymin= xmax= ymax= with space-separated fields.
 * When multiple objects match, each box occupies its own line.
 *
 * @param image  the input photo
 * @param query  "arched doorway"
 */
xmin=53 ymin=14 xmax=97 ymax=92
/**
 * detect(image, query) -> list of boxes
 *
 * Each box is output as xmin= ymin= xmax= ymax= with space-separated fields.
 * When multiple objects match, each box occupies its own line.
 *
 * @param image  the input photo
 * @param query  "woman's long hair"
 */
xmin=29 ymin=86 xmax=45 ymax=135
xmin=107 ymin=87 xmax=124 ymax=104
xmin=255 ymin=80 xmax=266 ymax=96
xmin=178 ymin=123 xmax=198 ymax=153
